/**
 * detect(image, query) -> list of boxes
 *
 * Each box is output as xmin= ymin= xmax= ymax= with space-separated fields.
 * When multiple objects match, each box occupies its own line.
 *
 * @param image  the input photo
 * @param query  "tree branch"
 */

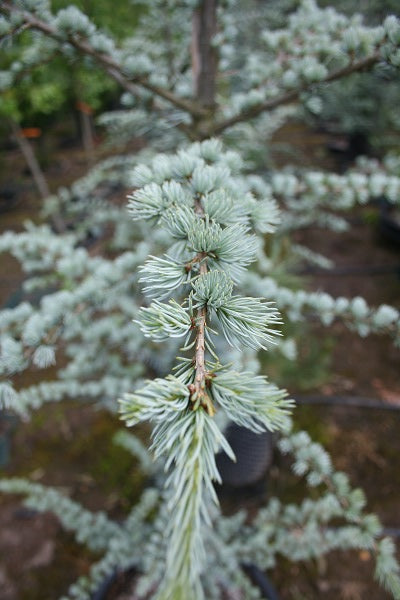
xmin=0 ymin=2 xmax=207 ymax=119
xmin=211 ymin=52 xmax=381 ymax=137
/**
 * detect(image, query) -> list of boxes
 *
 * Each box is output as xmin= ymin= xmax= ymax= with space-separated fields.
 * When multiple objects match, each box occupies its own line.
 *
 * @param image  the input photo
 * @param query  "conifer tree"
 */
xmin=0 ymin=1 xmax=400 ymax=598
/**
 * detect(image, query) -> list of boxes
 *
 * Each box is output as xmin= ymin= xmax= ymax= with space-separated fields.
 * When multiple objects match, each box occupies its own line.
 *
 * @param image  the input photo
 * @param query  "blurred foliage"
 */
xmin=303 ymin=0 xmax=400 ymax=152
xmin=318 ymin=0 xmax=399 ymax=24
xmin=51 ymin=0 xmax=144 ymax=39
xmin=264 ymin=321 xmax=334 ymax=392
xmin=0 ymin=1 xmax=144 ymax=132
xmin=305 ymin=69 xmax=400 ymax=154
xmin=2 ymin=0 xmax=400 ymax=148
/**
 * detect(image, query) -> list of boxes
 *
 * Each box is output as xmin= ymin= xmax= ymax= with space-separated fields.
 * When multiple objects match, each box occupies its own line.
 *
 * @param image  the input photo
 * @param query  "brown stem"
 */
xmin=185 ymin=254 xmax=203 ymax=272
xmin=189 ymin=198 xmax=215 ymax=416
xmin=192 ymin=259 xmax=211 ymax=408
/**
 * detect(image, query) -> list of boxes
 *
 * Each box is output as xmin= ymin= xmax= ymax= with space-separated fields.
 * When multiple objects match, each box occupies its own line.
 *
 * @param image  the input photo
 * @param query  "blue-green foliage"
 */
xmin=120 ymin=140 xmax=292 ymax=599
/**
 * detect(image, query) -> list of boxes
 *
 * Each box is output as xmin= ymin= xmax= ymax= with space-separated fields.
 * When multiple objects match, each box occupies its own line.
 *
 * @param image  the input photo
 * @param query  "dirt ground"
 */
xmin=0 ymin=123 xmax=399 ymax=599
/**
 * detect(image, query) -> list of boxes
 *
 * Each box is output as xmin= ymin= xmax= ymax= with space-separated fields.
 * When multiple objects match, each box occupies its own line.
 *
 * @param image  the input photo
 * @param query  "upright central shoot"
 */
xmin=119 ymin=139 xmax=293 ymax=600
xmin=188 ymin=194 xmax=215 ymax=416
xmin=191 ymin=246 xmax=213 ymax=416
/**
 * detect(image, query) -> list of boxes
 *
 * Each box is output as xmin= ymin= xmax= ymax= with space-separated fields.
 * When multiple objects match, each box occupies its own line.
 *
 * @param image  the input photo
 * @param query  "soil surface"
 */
xmin=0 ymin=122 xmax=399 ymax=599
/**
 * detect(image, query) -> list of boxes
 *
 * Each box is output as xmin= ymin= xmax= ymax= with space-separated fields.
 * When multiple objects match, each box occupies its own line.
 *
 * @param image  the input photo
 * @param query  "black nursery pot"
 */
xmin=0 ymin=412 xmax=18 ymax=468
xmin=0 ymin=185 xmax=20 ymax=213
xmin=379 ymin=199 xmax=400 ymax=246
xmin=92 ymin=564 xmax=280 ymax=600
xmin=216 ymin=422 xmax=274 ymax=487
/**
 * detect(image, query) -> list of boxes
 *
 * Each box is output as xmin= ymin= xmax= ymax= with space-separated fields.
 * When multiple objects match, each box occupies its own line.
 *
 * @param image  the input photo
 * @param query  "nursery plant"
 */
xmin=1 ymin=1 xmax=400 ymax=599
